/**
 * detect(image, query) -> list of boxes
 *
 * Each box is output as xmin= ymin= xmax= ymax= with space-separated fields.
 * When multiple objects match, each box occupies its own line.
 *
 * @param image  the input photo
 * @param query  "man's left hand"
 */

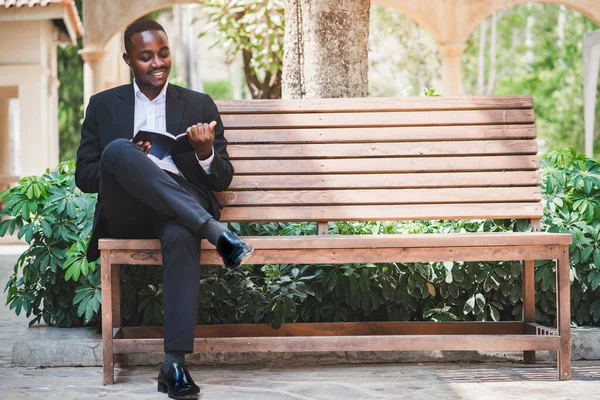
xmin=187 ymin=121 xmax=217 ymax=160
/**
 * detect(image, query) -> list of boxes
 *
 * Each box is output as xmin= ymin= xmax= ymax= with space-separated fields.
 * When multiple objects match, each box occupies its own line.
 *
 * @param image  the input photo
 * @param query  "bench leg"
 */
xmin=556 ymin=248 xmax=571 ymax=380
xmin=522 ymin=259 xmax=536 ymax=364
xmin=112 ymin=264 xmax=121 ymax=328
xmin=112 ymin=264 xmax=123 ymax=368
xmin=101 ymin=251 xmax=115 ymax=385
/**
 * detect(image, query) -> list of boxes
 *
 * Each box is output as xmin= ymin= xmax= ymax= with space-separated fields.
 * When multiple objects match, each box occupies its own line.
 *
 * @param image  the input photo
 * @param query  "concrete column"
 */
xmin=48 ymin=75 xmax=60 ymax=167
xmin=102 ymin=31 xmax=130 ymax=90
xmin=438 ymin=44 xmax=466 ymax=96
xmin=584 ymin=30 xmax=600 ymax=159
xmin=79 ymin=47 xmax=107 ymax=106
xmin=0 ymin=98 xmax=10 ymax=175
xmin=18 ymin=76 xmax=49 ymax=177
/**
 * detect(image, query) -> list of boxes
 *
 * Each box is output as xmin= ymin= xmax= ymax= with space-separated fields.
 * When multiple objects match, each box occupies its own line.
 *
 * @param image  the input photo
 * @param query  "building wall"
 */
xmin=0 ymin=19 xmax=60 ymax=177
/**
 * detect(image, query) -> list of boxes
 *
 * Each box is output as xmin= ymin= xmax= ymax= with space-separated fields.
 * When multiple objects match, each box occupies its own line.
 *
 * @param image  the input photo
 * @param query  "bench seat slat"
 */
xmin=108 ymin=245 xmax=565 ymax=265
xmin=219 ymin=203 xmax=543 ymax=222
xmin=216 ymin=96 xmax=534 ymax=113
xmin=228 ymin=140 xmax=538 ymax=159
xmin=112 ymin=335 xmax=559 ymax=354
xmin=226 ymin=125 xmax=537 ymax=143
xmin=230 ymin=172 xmax=540 ymax=190
xmin=216 ymin=187 xmax=542 ymax=206
xmin=99 ymin=232 xmax=572 ymax=251
xmin=222 ymin=110 xmax=534 ymax=129
xmin=117 ymin=321 xmax=528 ymax=338
xmin=231 ymin=157 xmax=540 ymax=175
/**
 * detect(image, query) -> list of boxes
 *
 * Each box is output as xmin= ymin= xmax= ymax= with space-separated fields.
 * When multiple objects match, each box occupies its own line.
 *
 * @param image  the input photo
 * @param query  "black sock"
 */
xmin=163 ymin=351 xmax=185 ymax=372
xmin=199 ymin=218 xmax=229 ymax=245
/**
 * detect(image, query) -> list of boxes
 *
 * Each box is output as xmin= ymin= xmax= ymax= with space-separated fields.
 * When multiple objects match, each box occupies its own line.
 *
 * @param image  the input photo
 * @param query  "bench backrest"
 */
xmin=214 ymin=96 xmax=542 ymax=226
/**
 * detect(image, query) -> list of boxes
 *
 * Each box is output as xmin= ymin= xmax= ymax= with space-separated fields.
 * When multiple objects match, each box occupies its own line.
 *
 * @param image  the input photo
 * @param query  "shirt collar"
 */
xmin=133 ymin=79 xmax=169 ymax=102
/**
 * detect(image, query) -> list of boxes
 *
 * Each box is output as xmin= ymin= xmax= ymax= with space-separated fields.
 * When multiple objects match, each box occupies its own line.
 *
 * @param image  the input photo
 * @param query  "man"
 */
xmin=75 ymin=19 xmax=253 ymax=400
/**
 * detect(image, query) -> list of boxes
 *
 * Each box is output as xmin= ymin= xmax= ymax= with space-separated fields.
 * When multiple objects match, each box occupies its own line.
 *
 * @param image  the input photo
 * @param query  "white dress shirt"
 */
xmin=133 ymin=80 xmax=214 ymax=175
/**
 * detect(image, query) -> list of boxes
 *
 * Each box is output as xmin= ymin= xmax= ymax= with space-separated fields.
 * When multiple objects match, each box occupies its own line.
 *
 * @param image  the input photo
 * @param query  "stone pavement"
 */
xmin=1 ymin=362 xmax=600 ymax=400
xmin=1 ymin=249 xmax=600 ymax=400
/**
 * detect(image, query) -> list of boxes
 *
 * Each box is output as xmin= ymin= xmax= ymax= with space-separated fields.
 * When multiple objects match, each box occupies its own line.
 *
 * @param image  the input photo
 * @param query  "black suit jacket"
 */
xmin=75 ymin=83 xmax=234 ymax=261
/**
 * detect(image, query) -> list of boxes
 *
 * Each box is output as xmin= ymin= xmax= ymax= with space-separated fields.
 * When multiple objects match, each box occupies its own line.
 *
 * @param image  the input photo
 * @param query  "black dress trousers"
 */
xmin=99 ymin=138 xmax=213 ymax=352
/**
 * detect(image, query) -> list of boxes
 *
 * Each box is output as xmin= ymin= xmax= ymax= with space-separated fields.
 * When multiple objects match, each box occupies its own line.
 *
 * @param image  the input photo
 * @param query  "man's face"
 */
xmin=123 ymin=30 xmax=171 ymax=90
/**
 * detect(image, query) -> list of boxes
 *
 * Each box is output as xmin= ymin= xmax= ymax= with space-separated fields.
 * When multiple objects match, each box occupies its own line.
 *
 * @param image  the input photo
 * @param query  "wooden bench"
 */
xmin=99 ymin=96 xmax=572 ymax=384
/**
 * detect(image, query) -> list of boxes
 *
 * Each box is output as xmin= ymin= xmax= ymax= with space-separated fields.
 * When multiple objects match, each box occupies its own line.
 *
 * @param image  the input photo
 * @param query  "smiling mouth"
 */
xmin=150 ymin=70 xmax=167 ymax=79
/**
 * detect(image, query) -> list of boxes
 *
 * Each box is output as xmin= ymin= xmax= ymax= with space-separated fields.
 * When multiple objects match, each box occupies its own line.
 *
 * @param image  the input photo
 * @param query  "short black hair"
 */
xmin=124 ymin=19 xmax=167 ymax=53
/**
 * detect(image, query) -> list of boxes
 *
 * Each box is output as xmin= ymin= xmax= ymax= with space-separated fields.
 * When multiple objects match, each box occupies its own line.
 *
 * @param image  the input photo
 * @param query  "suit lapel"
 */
xmin=114 ymin=83 xmax=135 ymax=139
xmin=166 ymin=84 xmax=186 ymax=135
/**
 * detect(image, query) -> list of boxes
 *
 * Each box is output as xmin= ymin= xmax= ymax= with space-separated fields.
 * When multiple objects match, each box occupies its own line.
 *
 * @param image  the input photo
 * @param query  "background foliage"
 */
xmin=369 ymin=3 xmax=600 ymax=155
xmin=196 ymin=0 xmax=284 ymax=99
xmin=2 ymin=150 xmax=599 ymax=329
xmin=462 ymin=3 xmax=600 ymax=154
xmin=57 ymin=0 xmax=83 ymax=162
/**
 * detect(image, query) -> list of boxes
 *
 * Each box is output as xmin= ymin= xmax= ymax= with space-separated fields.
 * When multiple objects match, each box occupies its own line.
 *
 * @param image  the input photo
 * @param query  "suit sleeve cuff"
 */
xmin=195 ymin=147 xmax=215 ymax=174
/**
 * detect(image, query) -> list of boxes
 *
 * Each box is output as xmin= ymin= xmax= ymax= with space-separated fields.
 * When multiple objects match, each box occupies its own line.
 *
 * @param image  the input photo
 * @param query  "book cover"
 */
xmin=132 ymin=130 xmax=193 ymax=159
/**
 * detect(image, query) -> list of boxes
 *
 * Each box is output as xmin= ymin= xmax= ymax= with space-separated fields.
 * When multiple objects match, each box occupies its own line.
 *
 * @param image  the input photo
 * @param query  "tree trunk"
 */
xmin=283 ymin=0 xmax=371 ymax=99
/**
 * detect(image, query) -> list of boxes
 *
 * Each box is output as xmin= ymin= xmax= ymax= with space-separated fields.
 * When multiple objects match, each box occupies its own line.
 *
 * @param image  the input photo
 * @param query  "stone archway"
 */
xmin=373 ymin=0 xmax=600 ymax=96
xmin=80 ymin=0 xmax=197 ymax=102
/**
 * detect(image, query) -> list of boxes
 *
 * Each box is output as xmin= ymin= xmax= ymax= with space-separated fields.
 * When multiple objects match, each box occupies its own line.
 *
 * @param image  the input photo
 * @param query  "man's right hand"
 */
xmin=132 ymin=140 xmax=151 ymax=155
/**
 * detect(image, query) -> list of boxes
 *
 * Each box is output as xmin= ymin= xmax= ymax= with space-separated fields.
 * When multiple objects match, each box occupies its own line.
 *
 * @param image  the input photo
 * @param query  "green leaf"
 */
xmin=463 ymin=295 xmax=475 ymax=314
xmin=594 ymin=248 xmax=600 ymax=267
xmin=475 ymin=293 xmax=486 ymax=309
xmin=490 ymin=306 xmax=500 ymax=322
xmin=40 ymin=220 xmax=52 ymax=237
xmin=581 ymin=245 xmax=594 ymax=262
xmin=511 ymin=262 xmax=521 ymax=278
xmin=77 ymin=298 xmax=88 ymax=317
xmin=509 ymin=284 xmax=522 ymax=304
xmin=591 ymin=299 xmax=600 ymax=322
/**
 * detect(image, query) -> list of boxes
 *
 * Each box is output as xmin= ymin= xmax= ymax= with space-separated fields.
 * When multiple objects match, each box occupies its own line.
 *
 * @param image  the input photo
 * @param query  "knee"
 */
xmin=101 ymin=138 xmax=135 ymax=167
xmin=161 ymin=221 xmax=199 ymax=254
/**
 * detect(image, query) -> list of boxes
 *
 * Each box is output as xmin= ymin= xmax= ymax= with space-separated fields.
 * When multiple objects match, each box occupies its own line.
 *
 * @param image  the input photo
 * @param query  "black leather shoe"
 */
xmin=216 ymin=231 xmax=254 ymax=269
xmin=157 ymin=362 xmax=200 ymax=400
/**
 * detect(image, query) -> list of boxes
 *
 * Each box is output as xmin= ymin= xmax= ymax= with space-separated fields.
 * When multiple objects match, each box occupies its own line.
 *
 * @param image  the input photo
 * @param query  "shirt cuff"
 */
xmin=195 ymin=147 xmax=215 ymax=174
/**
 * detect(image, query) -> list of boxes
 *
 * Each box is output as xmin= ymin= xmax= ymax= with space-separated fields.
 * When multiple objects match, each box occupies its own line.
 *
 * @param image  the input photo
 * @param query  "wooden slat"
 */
xmin=118 ymin=321 xmax=527 ymax=339
xmin=220 ymin=203 xmax=543 ymax=222
xmin=111 ymin=264 xmax=121 ymax=329
xmin=526 ymin=323 xmax=558 ymax=336
xmin=100 ymin=251 xmax=114 ymax=385
xmin=108 ymin=245 xmax=565 ymax=265
xmin=215 ymin=96 xmax=534 ymax=113
xmin=557 ymin=248 xmax=572 ymax=380
xmin=222 ymin=110 xmax=535 ymax=129
xmin=523 ymin=259 xmax=536 ymax=363
xmin=98 ymin=232 xmax=572 ymax=251
xmin=228 ymin=140 xmax=538 ymax=159
xmin=225 ymin=125 xmax=537 ymax=143
xmin=230 ymin=157 xmax=539 ymax=175
xmin=230 ymin=172 xmax=540 ymax=190
xmin=112 ymin=334 xmax=560 ymax=354
xmin=317 ymin=222 xmax=328 ymax=235
xmin=216 ymin=187 xmax=542 ymax=206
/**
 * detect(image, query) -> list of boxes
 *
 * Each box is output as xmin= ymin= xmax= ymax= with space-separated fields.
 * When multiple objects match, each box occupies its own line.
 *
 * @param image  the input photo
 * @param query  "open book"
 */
xmin=132 ymin=130 xmax=193 ymax=159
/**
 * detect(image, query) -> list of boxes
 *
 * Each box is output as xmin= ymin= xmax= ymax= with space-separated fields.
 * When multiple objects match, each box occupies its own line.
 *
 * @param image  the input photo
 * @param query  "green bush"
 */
xmin=1 ymin=149 xmax=599 ymax=329
xmin=203 ymin=80 xmax=234 ymax=101
xmin=0 ymin=161 xmax=98 ymax=327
